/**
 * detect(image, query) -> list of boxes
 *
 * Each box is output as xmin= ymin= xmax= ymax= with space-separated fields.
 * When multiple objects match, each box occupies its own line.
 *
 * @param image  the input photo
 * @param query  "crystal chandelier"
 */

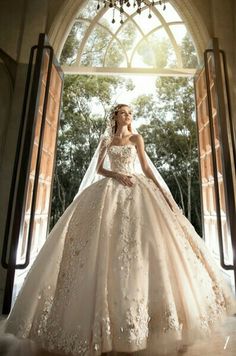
xmin=96 ymin=1 xmax=168 ymax=24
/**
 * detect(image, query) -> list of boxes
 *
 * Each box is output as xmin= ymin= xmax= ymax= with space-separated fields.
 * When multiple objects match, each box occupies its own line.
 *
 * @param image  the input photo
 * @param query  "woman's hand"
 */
xmin=114 ymin=172 xmax=134 ymax=187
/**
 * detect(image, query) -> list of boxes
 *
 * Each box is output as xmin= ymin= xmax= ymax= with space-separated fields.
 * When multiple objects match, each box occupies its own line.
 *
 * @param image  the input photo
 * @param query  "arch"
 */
xmin=48 ymin=0 xmax=210 ymax=64
xmin=48 ymin=0 xmax=87 ymax=58
xmin=170 ymin=0 xmax=209 ymax=64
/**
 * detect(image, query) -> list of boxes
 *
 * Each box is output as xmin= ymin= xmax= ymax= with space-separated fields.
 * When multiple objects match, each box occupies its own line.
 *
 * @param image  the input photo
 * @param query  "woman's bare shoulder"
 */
xmin=130 ymin=133 xmax=144 ymax=145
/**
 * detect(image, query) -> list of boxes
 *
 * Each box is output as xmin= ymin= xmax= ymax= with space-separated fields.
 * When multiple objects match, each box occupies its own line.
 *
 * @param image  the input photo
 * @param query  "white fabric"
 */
xmin=74 ymin=127 xmax=171 ymax=200
xmin=0 ymin=144 xmax=236 ymax=356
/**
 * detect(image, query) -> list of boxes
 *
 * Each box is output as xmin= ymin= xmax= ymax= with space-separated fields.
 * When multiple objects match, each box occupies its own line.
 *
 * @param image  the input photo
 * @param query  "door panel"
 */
xmin=195 ymin=38 xmax=236 ymax=291
xmin=1 ymin=34 xmax=63 ymax=314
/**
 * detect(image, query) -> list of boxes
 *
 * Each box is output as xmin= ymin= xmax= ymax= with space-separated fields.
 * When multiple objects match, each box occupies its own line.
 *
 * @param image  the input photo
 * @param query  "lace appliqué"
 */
xmin=92 ymin=313 xmax=112 ymax=353
xmin=163 ymin=306 xmax=183 ymax=333
xmin=108 ymin=145 xmax=136 ymax=175
xmin=117 ymin=196 xmax=140 ymax=277
xmin=5 ymin=143 xmax=235 ymax=356
xmin=33 ymin=292 xmax=90 ymax=355
xmin=125 ymin=300 xmax=150 ymax=346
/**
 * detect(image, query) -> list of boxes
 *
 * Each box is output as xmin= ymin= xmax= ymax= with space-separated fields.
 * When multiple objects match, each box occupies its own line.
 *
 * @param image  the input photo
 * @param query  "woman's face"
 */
xmin=115 ymin=106 xmax=132 ymax=127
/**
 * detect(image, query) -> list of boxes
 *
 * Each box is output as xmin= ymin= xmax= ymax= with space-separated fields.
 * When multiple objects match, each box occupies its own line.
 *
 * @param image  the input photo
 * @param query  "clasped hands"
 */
xmin=114 ymin=172 xmax=134 ymax=187
xmin=113 ymin=173 xmax=175 ymax=213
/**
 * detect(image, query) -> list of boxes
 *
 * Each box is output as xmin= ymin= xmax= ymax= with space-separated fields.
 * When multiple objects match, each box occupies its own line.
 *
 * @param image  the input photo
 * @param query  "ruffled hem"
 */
xmin=1 ymin=312 xmax=235 ymax=356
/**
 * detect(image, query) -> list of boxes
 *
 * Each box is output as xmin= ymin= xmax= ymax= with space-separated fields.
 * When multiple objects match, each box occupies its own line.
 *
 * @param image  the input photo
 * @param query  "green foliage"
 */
xmin=133 ymin=76 xmax=201 ymax=234
xmin=61 ymin=7 xmax=138 ymax=68
xmin=60 ymin=24 xmax=80 ymax=65
xmin=181 ymin=34 xmax=198 ymax=68
xmin=131 ymin=36 xmax=201 ymax=233
xmin=118 ymin=21 xmax=138 ymax=51
xmin=80 ymin=25 xmax=111 ymax=66
xmin=50 ymin=74 xmax=133 ymax=228
xmin=137 ymin=38 xmax=171 ymax=68
xmin=52 ymin=29 xmax=201 ymax=234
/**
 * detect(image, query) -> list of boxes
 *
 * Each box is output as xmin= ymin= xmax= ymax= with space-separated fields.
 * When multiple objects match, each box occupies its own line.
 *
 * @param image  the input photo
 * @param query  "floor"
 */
xmin=0 ymin=316 xmax=235 ymax=356
xmin=180 ymin=316 xmax=236 ymax=356
xmin=103 ymin=316 xmax=236 ymax=355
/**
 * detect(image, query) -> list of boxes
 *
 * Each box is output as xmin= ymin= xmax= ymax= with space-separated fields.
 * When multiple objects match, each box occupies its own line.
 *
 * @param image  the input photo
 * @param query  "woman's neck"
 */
xmin=114 ymin=126 xmax=130 ymax=138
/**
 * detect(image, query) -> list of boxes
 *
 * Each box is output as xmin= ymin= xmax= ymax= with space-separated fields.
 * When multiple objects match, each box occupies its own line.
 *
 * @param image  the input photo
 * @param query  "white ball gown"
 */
xmin=1 ymin=144 xmax=236 ymax=356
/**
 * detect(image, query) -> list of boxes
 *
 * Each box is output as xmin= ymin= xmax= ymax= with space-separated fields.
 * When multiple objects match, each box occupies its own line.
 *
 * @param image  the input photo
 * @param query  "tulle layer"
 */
xmin=1 ymin=174 xmax=236 ymax=356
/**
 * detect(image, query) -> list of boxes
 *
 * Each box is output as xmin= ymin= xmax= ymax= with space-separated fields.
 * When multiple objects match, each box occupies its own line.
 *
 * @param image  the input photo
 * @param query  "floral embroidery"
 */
xmin=4 ymin=144 xmax=235 ymax=356
xmin=108 ymin=145 xmax=136 ymax=175
xmin=163 ymin=306 xmax=182 ymax=333
xmin=125 ymin=299 xmax=150 ymax=345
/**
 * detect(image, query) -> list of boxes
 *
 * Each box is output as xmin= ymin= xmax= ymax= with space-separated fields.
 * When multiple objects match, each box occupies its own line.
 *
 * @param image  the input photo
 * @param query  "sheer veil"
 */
xmin=74 ymin=104 xmax=173 ymax=202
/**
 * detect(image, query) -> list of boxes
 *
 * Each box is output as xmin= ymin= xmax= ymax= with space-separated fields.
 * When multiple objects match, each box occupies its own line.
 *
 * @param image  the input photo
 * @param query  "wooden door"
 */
xmin=1 ymin=34 xmax=64 ymax=313
xmin=195 ymin=38 xmax=236 ymax=291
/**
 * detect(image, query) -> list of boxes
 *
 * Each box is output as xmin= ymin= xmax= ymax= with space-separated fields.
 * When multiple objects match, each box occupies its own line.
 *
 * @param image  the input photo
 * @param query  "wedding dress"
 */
xmin=1 ymin=144 xmax=236 ymax=356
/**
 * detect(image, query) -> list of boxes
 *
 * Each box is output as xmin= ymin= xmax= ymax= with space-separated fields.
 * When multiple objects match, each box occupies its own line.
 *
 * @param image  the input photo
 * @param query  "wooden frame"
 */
xmin=1 ymin=34 xmax=64 ymax=314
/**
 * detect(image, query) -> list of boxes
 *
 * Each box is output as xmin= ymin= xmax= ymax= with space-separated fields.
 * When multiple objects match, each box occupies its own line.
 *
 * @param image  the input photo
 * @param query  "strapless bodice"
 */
xmin=107 ymin=144 xmax=136 ymax=175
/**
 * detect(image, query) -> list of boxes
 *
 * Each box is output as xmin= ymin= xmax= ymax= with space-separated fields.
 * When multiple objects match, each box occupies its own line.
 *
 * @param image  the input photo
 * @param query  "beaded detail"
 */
xmin=4 ymin=145 xmax=236 ymax=356
xmin=108 ymin=144 xmax=136 ymax=175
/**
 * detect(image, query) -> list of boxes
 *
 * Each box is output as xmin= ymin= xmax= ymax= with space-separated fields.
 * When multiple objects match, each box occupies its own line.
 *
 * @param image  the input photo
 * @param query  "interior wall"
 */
xmin=234 ymin=0 xmax=236 ymax=144
xmin=0 ymin=64 xmax=13 ymax=170
xmin=0 ymin=0 xmax=50 ymax=302
xmin=0 ymin=0 xmax=26 ymax=61
xmin=211 ymin=0 xmax=236 ymax=128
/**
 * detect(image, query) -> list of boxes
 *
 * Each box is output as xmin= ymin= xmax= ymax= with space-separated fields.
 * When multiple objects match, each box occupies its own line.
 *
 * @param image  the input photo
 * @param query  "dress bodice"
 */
xmin=108 ymin=144 xmax=137 ymax=175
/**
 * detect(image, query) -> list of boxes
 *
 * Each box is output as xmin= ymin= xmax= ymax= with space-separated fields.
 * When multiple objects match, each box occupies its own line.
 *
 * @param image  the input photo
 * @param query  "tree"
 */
xmin=133 ymin=77 xmax=201 ymax=233
xmin=50 ymin=74 xmax=134 ymax=228
xmin=51 ymin=7 xmax=137 ymax=228
xmin=132 ymin=36 xmax=201 ymax=233
xmin=52 ymin=24 xmax=201 ymax=234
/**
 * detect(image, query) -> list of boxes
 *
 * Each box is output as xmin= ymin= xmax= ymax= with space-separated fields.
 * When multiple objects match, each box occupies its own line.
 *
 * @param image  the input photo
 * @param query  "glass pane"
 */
xmin=79 ymin=0 xmax=99 ymax=20
xmin=157 ymin=3 xmax=182 ymax=23
xmin=169 ymin=25 xmax=198 ymax=68
xmin=80 ymin=25 xmax=112 ymax=67
xmin=105 ymin=40 xmax=127 ymax=67
xmin=100 ymin=13 xmax=122 ymax=33
xmin=132 ymin=28 xmax=177 ymax=68
xmin=62 ymin=0 xmax=198 ymax=70
xmin=150 ymin=29 xmax=177 ymax=67
xmin=169 ymin=24 xmax=187 ymax=46
xmin=100 ymin=6 xmax=128 ymax=30
xmin=116 ymin=20 xmax=142 ymax=64
xmin=133 ymin=8 xmax=161 ymax=35
xmin=60 ymin=20 xmax=89 ymax=65
xmin=132 ymin=39 xmax=155 ymax=68
xmin=119 ymin=4 xmax=137 ymax=17
xmin=180 ymin=33 xmax=198 ymax=68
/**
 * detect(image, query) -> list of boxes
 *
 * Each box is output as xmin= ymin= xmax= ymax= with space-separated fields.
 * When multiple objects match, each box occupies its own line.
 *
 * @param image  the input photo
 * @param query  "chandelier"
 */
xmin=96 ymin=1 xmax=168 ymax=24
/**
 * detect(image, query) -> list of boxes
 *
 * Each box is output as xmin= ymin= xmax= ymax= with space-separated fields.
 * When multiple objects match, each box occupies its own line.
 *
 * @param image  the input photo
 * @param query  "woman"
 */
xmin=1 ymin=104 xmax=236 ymax=356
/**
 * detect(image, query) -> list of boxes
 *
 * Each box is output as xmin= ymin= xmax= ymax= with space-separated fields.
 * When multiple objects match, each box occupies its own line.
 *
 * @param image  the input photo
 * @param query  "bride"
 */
xmin=0 ymin=104 xmax=236 ymax=356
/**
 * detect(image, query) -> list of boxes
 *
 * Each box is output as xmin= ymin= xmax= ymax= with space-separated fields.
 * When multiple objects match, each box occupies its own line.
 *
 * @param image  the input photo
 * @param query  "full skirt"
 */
xmin=1 ymin=174 xmax=236 ymax=355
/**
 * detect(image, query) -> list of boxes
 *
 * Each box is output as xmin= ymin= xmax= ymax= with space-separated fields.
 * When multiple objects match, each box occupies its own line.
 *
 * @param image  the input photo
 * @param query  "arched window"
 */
xmin=61 ymin=0 xmax=198 ymax=75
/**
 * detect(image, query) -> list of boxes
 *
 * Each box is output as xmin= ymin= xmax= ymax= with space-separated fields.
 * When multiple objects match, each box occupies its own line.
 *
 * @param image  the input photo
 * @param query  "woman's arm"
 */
xmin=134 ymin=134 xmax=163 ymax=189
xmin=134 ymin=134 xmax=173 ymax=209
